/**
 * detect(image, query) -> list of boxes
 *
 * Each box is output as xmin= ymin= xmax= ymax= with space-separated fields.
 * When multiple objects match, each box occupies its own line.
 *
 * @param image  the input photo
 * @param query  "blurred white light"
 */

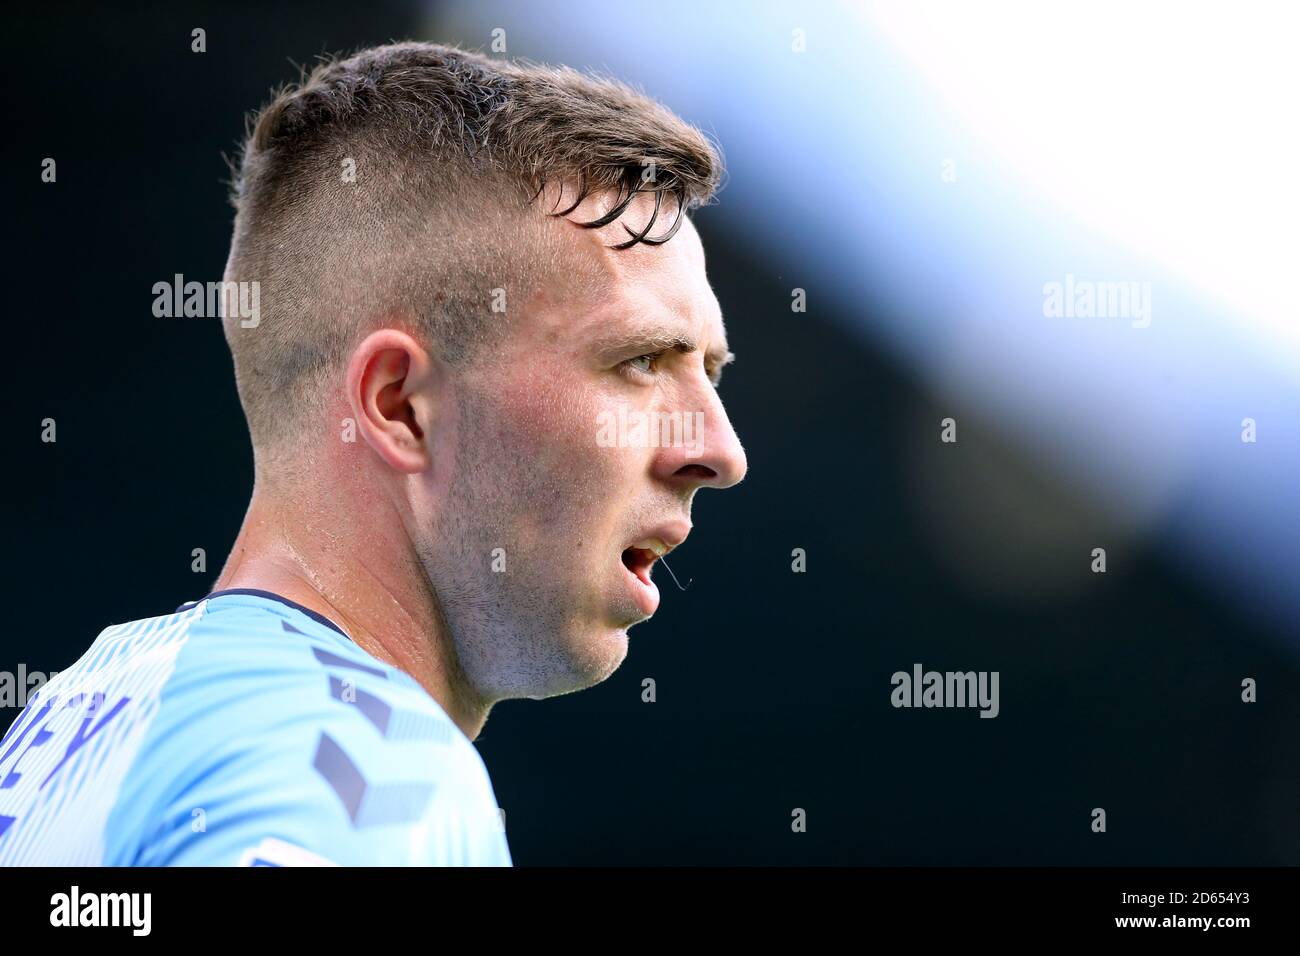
xmin=866 ymin=0 xmax=1300 ymax=377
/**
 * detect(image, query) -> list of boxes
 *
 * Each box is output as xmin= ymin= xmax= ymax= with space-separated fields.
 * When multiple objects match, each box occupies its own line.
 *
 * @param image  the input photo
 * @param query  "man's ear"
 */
xmin=345 ymin=329 xmax=442 ymax=474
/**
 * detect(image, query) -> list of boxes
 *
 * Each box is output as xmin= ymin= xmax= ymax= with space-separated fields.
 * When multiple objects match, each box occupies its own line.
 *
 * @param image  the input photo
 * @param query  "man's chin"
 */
xmin=525 ymin=626 xmax=630 ymax=700
xmin=577 ymin=625 xmax=631 ymax=685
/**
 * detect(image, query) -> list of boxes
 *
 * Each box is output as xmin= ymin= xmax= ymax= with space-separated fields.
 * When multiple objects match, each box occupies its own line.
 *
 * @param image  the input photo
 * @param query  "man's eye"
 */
xmin=623 ymin=352 xmax=661 ymax=376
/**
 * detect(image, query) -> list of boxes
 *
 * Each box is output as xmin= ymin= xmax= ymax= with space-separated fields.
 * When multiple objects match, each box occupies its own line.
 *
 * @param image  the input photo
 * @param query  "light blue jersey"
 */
xmin=0 ymin=589 xmax=511 ymax=866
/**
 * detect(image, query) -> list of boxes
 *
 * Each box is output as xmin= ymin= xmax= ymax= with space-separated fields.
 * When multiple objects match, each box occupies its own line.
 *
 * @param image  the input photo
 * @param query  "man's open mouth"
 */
xmin=620 ymin=538 xmax=668 ymax=585
xmin=619 ymin=536 xmax=678 ymax=618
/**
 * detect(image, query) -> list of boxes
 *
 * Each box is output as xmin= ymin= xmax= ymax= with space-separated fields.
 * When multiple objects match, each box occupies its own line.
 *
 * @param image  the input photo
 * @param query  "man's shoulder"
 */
xmin=164 ymin=590 xmax=454 ymax=727
xmin=147 ymin=589 xmax=490 ymax=803
xmin=110 ymin=592 xmax=509 ymax=866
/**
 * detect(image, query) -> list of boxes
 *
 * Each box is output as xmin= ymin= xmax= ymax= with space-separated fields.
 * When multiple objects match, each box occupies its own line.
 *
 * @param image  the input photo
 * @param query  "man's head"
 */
xmin=224 ymin=42 xmax=747 ymax=703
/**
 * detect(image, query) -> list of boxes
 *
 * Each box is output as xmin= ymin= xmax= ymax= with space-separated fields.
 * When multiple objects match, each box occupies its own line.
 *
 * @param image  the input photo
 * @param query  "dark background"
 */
xmin=5 ymin=0 xmax=1298 ymax=865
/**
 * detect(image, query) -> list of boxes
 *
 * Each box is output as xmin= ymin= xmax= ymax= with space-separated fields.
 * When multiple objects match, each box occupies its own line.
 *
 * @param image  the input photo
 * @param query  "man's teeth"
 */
xmin=632 ymin=538 xmax=668 ymax=557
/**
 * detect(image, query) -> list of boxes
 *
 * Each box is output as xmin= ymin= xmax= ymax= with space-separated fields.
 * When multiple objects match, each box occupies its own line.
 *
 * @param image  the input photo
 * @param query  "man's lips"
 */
xmin=620 ymin=553 xmax=660 ymax=617
xmin=619 ymin=525 xmax=689 ymax=618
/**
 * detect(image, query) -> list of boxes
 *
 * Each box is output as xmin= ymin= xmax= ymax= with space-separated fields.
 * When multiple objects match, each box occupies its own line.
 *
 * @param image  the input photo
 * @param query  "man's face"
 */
xmin=420 ymin=192 xmax=748 ymax=702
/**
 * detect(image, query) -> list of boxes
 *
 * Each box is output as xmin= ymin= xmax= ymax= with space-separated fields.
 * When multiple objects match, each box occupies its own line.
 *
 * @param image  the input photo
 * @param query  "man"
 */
xmin=0 ymin=41 xmax=746 ymax=866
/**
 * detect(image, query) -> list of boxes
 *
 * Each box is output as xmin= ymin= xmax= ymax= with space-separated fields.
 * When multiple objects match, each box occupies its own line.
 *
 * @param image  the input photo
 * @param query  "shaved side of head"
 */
xmin=223 ymin=42 xmax=723 ymax=473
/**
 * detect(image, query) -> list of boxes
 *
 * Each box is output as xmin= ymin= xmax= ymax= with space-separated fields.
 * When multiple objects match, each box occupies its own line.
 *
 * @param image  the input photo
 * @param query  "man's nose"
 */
xmin=653 ymin=386 xmax=748 ymax=490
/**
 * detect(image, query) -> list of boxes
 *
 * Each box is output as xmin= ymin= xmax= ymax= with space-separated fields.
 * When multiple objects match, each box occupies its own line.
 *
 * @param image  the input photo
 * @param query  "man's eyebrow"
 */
xmin=593 ymin=323 xmax=735 ymax=383
xmin=594 ymin=326 xmax=699 ymax=356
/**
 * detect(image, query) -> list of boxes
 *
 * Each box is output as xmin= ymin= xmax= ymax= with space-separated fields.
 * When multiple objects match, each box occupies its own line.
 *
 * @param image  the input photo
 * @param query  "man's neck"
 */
xmin=211 ymin=491 xmax=491 ymax=741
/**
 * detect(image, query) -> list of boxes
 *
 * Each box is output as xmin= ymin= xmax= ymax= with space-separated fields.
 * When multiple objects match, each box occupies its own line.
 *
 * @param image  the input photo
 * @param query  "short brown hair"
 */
xmin=222 ymin=41 xmax=723 ymax=457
